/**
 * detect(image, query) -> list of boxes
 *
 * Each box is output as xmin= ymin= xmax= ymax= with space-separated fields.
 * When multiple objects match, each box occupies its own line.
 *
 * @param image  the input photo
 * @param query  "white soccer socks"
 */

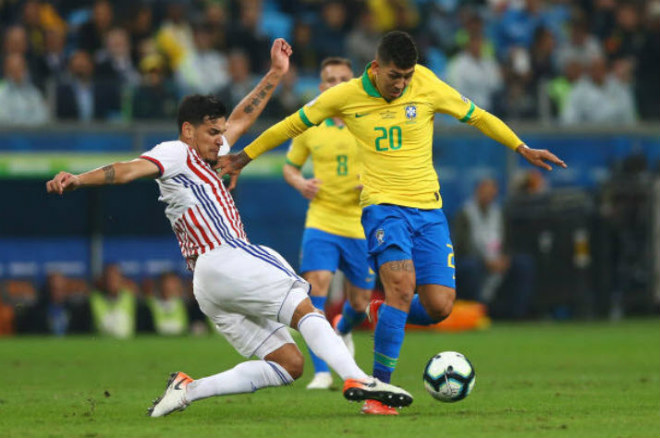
xmin=185 ymin=360 xmax=293 ymax=402
xmin=297 ymin=313 xmax=368 ymax=381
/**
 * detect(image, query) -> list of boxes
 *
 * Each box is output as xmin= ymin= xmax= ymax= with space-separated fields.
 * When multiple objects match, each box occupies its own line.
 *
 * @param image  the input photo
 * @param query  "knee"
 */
xmin=346 ymin=288 xmax=371 ymax=312
xmin=280 ymin=349 xmax=305 ymax=380
xmin=304 ymin=271 xmax=332 ymax=296
xmin=426 ymin=288 xmax=456 ymax=321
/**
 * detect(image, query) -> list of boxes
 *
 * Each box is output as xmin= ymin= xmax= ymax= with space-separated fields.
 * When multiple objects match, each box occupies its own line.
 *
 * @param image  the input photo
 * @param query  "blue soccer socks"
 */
xmin=373 ymin=304 xmax=407 ymax=383
xmin=336 ymin=300 xmax=367 ymax=335
xmin=406 ymin=295 xmax=437 ymax=325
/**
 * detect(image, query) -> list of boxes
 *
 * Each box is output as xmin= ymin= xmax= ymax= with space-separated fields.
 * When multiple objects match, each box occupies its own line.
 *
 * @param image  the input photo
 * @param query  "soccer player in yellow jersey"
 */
xmin=219 ymin=31 xmax=566 ymax=415
xmin=283 ymin=57 xmax=374 ymax=390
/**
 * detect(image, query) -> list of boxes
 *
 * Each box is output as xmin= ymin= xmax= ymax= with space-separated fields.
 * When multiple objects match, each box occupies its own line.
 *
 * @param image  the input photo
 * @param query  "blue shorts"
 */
xmin=299 ymin=228 xmax=375 ymax=290
xmin=361 ymin=204 xmax=455 ymax=288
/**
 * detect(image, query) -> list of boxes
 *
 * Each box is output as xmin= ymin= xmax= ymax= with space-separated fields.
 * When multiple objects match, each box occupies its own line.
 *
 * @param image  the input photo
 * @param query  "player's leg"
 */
xmin=361 ymin=205 xmax=416 ymax=386
xmin=334 ymin=236 xmax=374 ymax=341
xmin=289 ymin=297 xmax=413 ymax=408
xmin=148 ymin=310 xmax=303 ymax=417
xmin=184 ymin=321 xmax=303 ymax=401
xmin=299 ymin=228 xmax=341 ymax=388
xmin=303 ymin=270 xmax=335 ymax=388
xmin=411 ymin=208 xmax=456 ymax=324
xmin=332 ymin=280 xmax=371 ymax=355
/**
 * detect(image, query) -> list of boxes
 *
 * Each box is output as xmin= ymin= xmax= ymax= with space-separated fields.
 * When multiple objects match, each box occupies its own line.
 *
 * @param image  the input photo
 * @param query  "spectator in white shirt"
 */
xmin=0 ymin=53 xmax=49 ymax=125
xmin=556 ymin=17 xmax=604 ymax=70
xmin=447 ymin=32 xmax=502 ymax=112
xmin=561 ymin=56 xmax=636 ymax=125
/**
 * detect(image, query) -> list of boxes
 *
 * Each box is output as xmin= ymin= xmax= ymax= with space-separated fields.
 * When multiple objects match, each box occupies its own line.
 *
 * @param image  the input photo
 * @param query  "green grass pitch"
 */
xmin=1 ymin=319 xmax=658 ymax=438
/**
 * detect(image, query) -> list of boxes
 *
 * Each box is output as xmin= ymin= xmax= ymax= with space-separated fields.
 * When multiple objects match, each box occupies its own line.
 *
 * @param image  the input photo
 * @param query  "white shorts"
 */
xmin=193 ymin=242 xmax=309 ymax=358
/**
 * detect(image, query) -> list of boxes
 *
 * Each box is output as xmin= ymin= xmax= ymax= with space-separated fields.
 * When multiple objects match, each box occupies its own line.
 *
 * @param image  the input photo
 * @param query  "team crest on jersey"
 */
xmin=376 ymin=229 xmax=385 ymax=246
xmin=405 ymin=105 xmax=417 ymax=120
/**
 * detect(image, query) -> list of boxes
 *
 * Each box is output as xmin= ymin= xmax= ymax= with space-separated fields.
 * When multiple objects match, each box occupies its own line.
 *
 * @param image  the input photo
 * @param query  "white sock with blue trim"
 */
xmin=185 ymin=360 xmax=293 ymax=402
xmin=297 ymin=313 xmax=368 ymax=381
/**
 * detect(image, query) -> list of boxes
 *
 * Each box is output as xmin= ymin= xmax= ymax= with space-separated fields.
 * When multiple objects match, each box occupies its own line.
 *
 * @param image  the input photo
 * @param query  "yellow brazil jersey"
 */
xmin=244 ymin=63 xmax=523 ymax=209
xmin=298 ymin=63 xmax=481 ymax=210
xmin=286 ymin=119 xmax=364 ymax=239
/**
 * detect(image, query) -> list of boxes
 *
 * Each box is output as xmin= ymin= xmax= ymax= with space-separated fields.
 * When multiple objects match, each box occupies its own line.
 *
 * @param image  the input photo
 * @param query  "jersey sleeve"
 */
xmin=285 ymin=133 xmax=310 ymax=169
xmin=421 ymin=65 xmax=476 ymax=122
xmin=140 ymin=142 xmax=187 ymax=179
xmin=423 ymin=65 xmax=522 ymax=150
xmin=298 ymin=82 xmax=347 ymax=127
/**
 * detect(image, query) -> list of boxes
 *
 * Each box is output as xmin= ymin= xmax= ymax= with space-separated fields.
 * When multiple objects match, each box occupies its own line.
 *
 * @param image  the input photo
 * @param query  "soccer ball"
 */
xmin=423 ymin=351 xmax=476 ymax=402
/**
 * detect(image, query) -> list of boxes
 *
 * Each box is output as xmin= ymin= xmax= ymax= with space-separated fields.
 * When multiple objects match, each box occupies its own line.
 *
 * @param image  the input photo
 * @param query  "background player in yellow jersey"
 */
xmin=219 ymin=31 xmax=566 ymax=415
xmin=283 ymin=57 xmax=374 ymax=390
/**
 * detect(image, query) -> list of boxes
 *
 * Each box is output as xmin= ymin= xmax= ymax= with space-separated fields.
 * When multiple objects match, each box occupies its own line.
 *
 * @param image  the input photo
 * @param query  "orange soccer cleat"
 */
xmin=365 ymin=299 xmax=384 ymax=327
xmin=361 ymin=399 xmax=399 ymax=415
xmin=343 ymin=377 xmax=412 ymax=408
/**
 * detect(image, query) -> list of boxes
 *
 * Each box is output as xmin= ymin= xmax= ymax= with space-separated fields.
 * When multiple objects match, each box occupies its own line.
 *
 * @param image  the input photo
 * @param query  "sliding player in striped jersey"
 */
xmin=46 ymin=39 xmax=413 ymax=417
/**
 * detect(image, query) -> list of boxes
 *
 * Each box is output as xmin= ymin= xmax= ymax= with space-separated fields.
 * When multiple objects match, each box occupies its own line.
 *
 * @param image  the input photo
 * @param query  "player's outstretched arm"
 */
xmin=282 ymin=163 xmax=321 ymax=200
xmin=46 ymin=159 xmax=160 ymax=195
xmin=224 ymin=38 xmax=292 ymax=145
xmin=468 ymin=110 xmax=567 ymax=171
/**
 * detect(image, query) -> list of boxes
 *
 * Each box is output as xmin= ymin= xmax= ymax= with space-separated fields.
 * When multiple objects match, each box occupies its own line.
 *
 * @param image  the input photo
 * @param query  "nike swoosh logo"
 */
xmin=173 ymin=378 xmax=186 ymax=390
xmin=355 ymin=113 xmax=368 ymax=118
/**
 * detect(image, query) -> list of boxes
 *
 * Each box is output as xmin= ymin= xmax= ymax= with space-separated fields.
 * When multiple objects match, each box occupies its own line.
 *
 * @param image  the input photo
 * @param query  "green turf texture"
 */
xmin=1 ymin=319 xmax=658 ymax=438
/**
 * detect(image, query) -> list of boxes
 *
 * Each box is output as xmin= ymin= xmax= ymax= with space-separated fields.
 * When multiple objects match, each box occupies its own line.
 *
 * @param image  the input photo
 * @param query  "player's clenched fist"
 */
xmin=270 ymin=38 xmax=292 ymax=75
xmin=46 ymin=171 xmax=80 ymax=194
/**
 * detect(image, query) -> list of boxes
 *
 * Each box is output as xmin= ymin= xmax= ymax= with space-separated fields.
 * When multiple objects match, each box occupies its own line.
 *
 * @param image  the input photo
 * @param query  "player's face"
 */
xmin=372 ymin=60 xmax=415 ymax=100
xmin=319 ymin=64 xmax=353 ymax=92
xmin=188 ymin=117 xmax=227 ymax=166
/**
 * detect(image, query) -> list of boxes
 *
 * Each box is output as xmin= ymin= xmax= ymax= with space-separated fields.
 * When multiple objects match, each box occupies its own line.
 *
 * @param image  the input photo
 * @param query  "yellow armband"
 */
xmin=467 ymin=108 xmax=523 ymax=151
xmin=243 ymin=111 xmax=310 ymax=159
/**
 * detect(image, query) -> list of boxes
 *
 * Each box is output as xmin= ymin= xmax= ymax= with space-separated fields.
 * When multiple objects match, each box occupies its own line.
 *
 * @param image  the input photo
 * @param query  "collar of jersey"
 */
xmin=361 ymin=62 xmax=409 ymax=102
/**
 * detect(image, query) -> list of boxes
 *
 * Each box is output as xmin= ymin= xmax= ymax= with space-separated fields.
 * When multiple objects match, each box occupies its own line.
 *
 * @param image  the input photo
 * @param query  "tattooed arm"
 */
xmin=224 ymin=38 xmax=292 ymax=145
xmin=46 ymin=159 xmax=159 ymax=194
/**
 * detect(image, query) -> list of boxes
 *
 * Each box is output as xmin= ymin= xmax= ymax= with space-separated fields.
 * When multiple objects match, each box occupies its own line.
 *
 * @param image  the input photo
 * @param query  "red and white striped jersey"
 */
xmin=140 ymin=139 xmax=247 ymax=270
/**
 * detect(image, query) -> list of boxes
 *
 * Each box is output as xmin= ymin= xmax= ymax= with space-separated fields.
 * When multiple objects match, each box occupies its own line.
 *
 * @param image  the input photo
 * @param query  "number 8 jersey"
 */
xmin=286 ymin=119 xmax=364 ymax=239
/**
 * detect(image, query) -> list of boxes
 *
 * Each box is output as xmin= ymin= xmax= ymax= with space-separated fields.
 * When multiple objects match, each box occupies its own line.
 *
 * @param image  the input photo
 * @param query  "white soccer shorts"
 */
xmin=193 ymin=242 xmax=309 ymax=358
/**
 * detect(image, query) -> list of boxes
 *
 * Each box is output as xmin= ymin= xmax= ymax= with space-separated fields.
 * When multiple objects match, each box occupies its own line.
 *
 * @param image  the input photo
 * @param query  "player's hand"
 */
xmin=298 ymin=178 xmax=321 ymax=200
xmin=517 ymin=144 xmax=567 ymax=171
xmin=46 ymin=171 xmax=81 ymax=194
xmin=216 ymin=151 xmax=251 ymax=178
xmin=270 ymin=38 xmax=292 ymax=76
xmin=227 ymin=172 xmax=240 ymax=191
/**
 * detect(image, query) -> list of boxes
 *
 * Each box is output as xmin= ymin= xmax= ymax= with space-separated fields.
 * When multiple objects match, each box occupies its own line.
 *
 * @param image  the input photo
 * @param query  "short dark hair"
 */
xmin=376 ymin=31 xmax=418 ymax=69
xmin=320 ymin=56 xmax=353 ymax=71
xmin=176 ymin=94 xmax=227 ymax=133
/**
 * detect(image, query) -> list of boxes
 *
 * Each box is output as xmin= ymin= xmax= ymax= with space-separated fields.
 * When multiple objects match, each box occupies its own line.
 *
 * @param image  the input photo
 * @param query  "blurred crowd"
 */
xmin=0 ymin=0 xmax=657 ymax=127
xmin=0 ymin=264 xmax=210 ymax=337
